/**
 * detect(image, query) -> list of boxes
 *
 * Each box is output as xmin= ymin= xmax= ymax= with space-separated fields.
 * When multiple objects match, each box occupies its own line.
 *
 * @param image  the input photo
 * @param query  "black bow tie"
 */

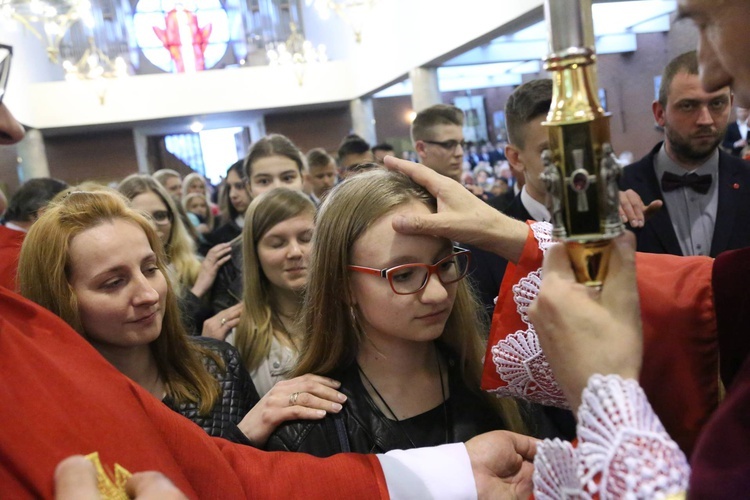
xmin=661 ymin=171 xmax=712 ymax=194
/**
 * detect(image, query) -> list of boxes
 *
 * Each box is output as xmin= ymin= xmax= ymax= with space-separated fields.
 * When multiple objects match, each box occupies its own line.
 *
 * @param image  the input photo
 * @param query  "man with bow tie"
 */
xmin=620 ymin=50 xmax=750 ymax=257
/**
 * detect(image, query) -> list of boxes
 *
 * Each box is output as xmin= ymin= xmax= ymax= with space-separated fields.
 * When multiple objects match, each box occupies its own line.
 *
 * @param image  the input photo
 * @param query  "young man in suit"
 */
xmin=620 ymin=50 xmax=750 ymax=257
xmin=722 ymin=106 xmax=748 ymax=156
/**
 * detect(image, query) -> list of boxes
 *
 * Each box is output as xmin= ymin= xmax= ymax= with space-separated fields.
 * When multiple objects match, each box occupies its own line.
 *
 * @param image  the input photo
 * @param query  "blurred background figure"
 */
xmin=0 ymin=177 xmax=68 ymax=290
xmin=371 ymin=142 xmax=395 ymax=164
xmin=153 ymin=169 xmax=183 ymax=203
xmin=337 ymin=134 xmax=374 ymax=179
xmin=305 ymin=147 xmax=338 ymax=206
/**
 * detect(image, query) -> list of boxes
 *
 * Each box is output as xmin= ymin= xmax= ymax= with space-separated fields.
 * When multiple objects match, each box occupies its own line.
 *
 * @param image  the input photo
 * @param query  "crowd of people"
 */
xmin=2 ymin=0 xmax=750 ymax=496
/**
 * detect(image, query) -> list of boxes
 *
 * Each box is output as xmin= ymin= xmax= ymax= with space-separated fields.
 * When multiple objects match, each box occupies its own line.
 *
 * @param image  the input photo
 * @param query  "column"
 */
xmin=16 ymin=129 xmax=50 ymax=182
xmin=247 ymin=115 xmax=267 ymax=143
xmin=409 ymin=67 xmax=441 ymax=112
xmin=349 ymin=97 xmax=376 ymax=145
xmin=132 ymin=129 xmax=151 ymax=174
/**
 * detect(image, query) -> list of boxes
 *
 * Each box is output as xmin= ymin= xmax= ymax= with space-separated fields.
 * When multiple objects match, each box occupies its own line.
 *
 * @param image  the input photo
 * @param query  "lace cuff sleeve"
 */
xmin=482 ymin=222 xmax=568 ymax=408
xmin=533 ymin=374 xmax=690 ymax=499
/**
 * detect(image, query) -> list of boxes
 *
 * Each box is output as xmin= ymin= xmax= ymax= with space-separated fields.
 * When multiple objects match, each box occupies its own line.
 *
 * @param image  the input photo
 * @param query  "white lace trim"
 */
xmin=530 ymin=221 xmax=554 ymax=253
xmin=490 ymin=329 xmax=568 ymax=407
xmin=534 ymin=439 xmax=590 ymax=500
xmin=533 ymin=375 xmax=690 ymax=499
xmin=513 ymin=269 xmax=542 ymax=324
xmin=491 ymin=220 xmax=567 ymax=407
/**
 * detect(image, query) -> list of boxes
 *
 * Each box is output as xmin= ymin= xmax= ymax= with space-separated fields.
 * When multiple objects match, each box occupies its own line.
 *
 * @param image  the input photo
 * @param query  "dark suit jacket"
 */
xmin=722 ymin=122 xmax=745 ymax=157
xmin=619 ymin=142 xmax=750 ymax=257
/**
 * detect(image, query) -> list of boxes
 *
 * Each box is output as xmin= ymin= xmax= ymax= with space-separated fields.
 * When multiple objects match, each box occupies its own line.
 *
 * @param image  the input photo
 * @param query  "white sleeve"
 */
xmin=533 ymin=374 xmax=690 ymax=499
xmin=376 ymin=443 xmax=476 ymax=500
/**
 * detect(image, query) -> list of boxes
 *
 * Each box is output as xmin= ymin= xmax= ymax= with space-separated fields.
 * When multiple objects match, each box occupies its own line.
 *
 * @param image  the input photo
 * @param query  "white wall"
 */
xmin=2 ymin=0 xmax=543 ymax=129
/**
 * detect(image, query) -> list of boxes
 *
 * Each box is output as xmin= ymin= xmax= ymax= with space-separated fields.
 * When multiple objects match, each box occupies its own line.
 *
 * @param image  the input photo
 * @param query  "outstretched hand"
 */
xmin=619 ymin=189 xmax=663 ymax=228
xmin=384 ymin=156 xmax=529 ymax=263
xmin=528 ymin=232 xmax=643 ymax=412
xmin=237 ymin=374 xmax=346 ymax=447
xmin=465 ymin=430 xmax=537 ymax=499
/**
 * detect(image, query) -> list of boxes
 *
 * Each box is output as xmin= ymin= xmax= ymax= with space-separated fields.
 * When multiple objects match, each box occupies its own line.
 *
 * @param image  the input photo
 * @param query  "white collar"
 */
xmin=4 ymin=221 xmax=27 ymax=233
xmin=520 ymin=186 xmax=550 ymax=222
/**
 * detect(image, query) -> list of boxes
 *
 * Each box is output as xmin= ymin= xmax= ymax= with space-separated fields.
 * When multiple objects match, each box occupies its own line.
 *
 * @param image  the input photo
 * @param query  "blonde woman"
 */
xmin=266 ymin=170 xmax=525 ymax=456
xmin=183 ymin=192 xmax=215 ymax=237
xmin=17 ymin=190 xmax=260 ymax=443
xmin=205 ymin=188 xmax=347 ymax=447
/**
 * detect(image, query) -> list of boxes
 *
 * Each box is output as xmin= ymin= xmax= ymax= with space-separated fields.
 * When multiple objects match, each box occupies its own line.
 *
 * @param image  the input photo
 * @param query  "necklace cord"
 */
xmin=357 ymin=345 xmax=449 ymax=448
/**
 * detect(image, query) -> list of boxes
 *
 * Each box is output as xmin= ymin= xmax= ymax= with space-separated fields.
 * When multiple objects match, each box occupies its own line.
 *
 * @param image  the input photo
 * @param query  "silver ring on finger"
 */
xmin=220 ymin=317 xmax=227 ymax=326
xmin=289 ymin=391 xmax=301 ymax=406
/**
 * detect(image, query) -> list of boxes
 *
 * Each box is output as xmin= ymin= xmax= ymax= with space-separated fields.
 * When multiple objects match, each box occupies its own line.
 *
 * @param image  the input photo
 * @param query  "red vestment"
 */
xmin=0 ymin=224 xmax=25 ymax=291
xmin=482 ymin=222 xmax=718 ymax=456
xmin=0 ymin=287 xmax=388 ymax=498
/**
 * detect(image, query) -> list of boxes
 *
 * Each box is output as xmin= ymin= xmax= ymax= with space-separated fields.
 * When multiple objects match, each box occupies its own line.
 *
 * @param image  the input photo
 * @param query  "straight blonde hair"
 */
xmin=234 ymin=188 xmax=316 ymax=371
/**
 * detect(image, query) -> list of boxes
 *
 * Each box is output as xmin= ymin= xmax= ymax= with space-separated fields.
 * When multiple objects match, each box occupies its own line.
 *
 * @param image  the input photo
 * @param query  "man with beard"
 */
xmin=620 ymin=50 xmax=750 ymax=257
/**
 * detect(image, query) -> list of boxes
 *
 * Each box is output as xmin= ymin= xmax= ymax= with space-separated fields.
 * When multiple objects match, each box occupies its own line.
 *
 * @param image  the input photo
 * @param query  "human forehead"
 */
xmin=69 ymin=220 xmax=153 ymax=278
xmin=261 ymin=213 xmax=314 ymax=239
xmin=251 ymin=156 xmax=300 ymax=175
xmin=131 ymin=190 xmax=167 ymax=210
xmin=520 ymin=119 xmax=549 ymax=150
xmin=311 ymin=163 xmax=336 ymax=174
xmin=426 ymin=123 xmax=464 ymax=141
xmin=226 ymin=169 xmax=245 ymax=183
xmin=667 ymin=72 xmax=730 ymax=102
xmin=352 ymin=202 xmax=448 ymax=265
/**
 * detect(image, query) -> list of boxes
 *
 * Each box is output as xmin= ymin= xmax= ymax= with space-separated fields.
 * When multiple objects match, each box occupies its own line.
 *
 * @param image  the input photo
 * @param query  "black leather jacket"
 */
xmin=210 ymin=239 xmax=243 ymax=315
xmin=163 ymin=337 xmax=259 ymax=444
xmin=266 ymin=350 xmax=506 ymax=457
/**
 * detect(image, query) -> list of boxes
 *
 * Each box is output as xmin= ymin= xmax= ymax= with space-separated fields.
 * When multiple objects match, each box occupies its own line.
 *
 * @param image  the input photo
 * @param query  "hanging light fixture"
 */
xmin=266 ymin=22 xmax=327 ymax=86
xmin=62 ymin=37 xmax=128 ymax=104
xmin=305 ymin=0 xmax=376 ymax=43
xmin=0 ymin=0 xmax=92 ymax=62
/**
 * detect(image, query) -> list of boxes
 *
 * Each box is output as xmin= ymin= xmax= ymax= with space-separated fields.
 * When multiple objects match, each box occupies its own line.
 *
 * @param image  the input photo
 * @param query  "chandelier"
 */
xmin=62 ymin=37 xmax=128 ymax=104
xmin=305 ymin=0 xmax=376 ymax=43
xmin=266 ymin=23 xmax=327 ymax=86
xmin=0 ymin=0 xmax=92 ymax=62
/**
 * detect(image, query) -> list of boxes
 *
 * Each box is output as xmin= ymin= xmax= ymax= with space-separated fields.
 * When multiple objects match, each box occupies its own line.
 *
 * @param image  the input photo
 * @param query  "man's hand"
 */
xmin=528 ymin=232 xmax=643 ymax=412
xmin=55 ymin=455 xmax=187 ymax=499
xmin=384 ymin=155 xmax=529 ymax=263
xmin=465 ymin=431 xmax=537 ymax=499
xmin=619 ymin=189 xmax=663 ymax=228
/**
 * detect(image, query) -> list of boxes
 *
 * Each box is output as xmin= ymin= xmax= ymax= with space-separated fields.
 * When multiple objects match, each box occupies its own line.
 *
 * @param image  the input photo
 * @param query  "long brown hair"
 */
xmin=18 ymin=189 xmax=221 ymax=414
xmin=234 ymin=187 xmax=316 ymax=371
xmin=293 ymin=169 xmax=525 ymax=432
